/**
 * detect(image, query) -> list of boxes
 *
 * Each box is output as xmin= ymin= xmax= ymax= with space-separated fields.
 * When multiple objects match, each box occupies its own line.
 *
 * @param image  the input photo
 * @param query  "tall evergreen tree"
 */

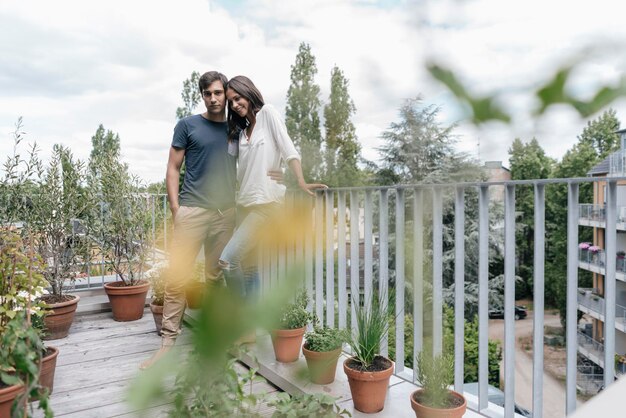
xmin=88 ymin=124 xmax=122 ymax=188
xmin=377 ymin=97 xmax=478 ymax=184
xmin=285 ymin=43 xmax=323 ymax=182
xmin=508 ymin=138 xmax=555 ymax=297
xmin=323 ymin=66 xmax=361 ymax=187
xmin=176 ymin=71 xmax=201 ymax=120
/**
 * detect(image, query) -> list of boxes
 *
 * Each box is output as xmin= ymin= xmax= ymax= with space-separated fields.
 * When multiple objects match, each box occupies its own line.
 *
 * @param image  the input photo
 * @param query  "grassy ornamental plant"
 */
xmin=349 ymin=293 xmax=391 ymax=368
xmin=414 ymin=350 xmax=455 ymax=408
xmin=304 ymin=326 xmax=346 ymax=352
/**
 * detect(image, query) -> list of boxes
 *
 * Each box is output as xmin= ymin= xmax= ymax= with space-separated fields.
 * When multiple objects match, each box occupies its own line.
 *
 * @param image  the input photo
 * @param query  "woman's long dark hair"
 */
xmin=227 ymin=75 xmax=265 ymax=141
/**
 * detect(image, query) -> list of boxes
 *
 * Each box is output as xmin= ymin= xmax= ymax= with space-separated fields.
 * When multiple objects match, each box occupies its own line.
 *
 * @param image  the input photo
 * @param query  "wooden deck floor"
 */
xmin=36 ymin=309 xmax=279 ymax=417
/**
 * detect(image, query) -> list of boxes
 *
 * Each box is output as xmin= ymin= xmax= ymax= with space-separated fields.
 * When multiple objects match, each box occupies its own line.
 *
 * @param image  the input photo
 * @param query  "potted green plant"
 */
xmin=29 ymin=144 xmax=91 ymax=339
xmin=91 ymin=146 xmax=153 ymax=321
xmin=271 ymin=291 xmax=315 ymax=363
xmin=269 ymin=392 xmax=352 ymax=417
xmin=0 ymin=230 xmax=53 ymax=417
xmin=302 ymin=326 xmax=347 ymax=384
xmin=410 ymin=350 xmax=466 ymax=418
xmin=343 ymin=293 xmax=394 ymax=413
xmin=146 ymin=264 xmax=166 ymax=333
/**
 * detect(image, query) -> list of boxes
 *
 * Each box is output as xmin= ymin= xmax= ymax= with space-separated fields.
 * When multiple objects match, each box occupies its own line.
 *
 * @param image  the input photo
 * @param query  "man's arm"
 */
xmin=166 ymin=146 xmax=185 ymax=218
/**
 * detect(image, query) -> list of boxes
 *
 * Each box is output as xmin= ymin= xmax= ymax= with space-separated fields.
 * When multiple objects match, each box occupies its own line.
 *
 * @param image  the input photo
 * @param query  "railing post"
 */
xmin=304 ymin=193 xmax=314 ymax=313
xmin=413 ymin=188 xmax=424 ymax=382
xmin=454 ymin=186 xmax=465 ymax=393
xmin=533 ymin=183 xmax=545 ymax=418
xmin=364 ymin=190 xmax=374 ymax=308
xmin=604 ymin=180 xmax=617 ymax=386
xmin=315 ymin=191 xmax=324 ymax=323
xmin=379 ymin=189 xmax=389 ymax=356
xmin=350 ymin=190 xmax=360 ymax=336
xmin=396 ymin=188 xmax=405 ymax=374
xmin=478 ymin=185 xmax=490 ymax=411
xmin=338 ymin=191 xmax=347 ymax=330
xmin=566 ymin=182 xmax=579 ymax=415
xmin=326 ymin=190 xmax=335 ymax=328
xmin=504 ymin=184 xmax=516 ymax=418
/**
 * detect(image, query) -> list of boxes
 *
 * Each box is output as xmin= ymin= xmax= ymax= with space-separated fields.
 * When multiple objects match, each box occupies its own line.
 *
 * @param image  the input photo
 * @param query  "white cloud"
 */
xmin=2 ymin=0 xmax=626 ymax=184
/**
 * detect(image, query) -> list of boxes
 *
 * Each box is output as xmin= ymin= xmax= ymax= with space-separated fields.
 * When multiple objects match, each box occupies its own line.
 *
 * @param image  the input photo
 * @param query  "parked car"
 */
xmin=488 ymin=305 xmax=528 ymax=320
xmin=464 ymin=382 xmax=532 ymax=417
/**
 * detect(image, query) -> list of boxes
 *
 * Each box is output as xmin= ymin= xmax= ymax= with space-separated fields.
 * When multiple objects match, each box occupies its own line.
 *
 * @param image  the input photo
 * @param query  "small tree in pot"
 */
xmin=410 ymin=350 xmax=466 ymax=418
xmin=29 ymin=144 xmax=91 ymax=339
xmin=343 ymin=293 xmax=394 ymax=413
xmin=271 ymin=291 xmax=315 ymax=363
xmin=302 ymin=326 xmax=347 ymax=384
xmin=90 ymin=133 xmax=154 ymax=321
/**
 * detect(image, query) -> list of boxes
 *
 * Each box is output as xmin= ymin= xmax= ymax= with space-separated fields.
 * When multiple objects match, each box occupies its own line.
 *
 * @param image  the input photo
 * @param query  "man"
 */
xmin=140 ymin=71 xmax=236 ymax=369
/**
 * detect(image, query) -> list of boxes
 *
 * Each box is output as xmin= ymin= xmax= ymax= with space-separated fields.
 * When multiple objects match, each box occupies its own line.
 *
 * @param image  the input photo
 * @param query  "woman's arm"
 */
xmin=288 ymin=158 xmax=327 ymax=196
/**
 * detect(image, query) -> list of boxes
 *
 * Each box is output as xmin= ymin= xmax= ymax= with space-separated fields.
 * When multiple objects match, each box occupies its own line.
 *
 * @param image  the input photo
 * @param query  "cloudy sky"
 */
xmin=2 ymin=0 xmax=626 ymax=183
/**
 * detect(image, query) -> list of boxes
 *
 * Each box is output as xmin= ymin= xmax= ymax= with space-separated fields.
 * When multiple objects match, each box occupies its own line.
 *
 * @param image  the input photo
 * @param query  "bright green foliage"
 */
xmin=270 ymin=393 xmax=351 ymax=418
xmin=427 ymin=64 xmax=511 ymax=124
xmin=577 ymin=108 xmax=621 ymax=159
xmin=544 ymin=110 xmax=621 ymax=323
xmin=285 ymin=43 xmax=323 ymax=182
xmin=415 ymin=349 xmax=454 ymax=408
xmin=146 ymin=265 xmax=166 ymax=306
xmin=278 ymin=291 xmax=315 ymax=330
xmin=349 ymin=293 xmax=390 ymax=368
xmin=323 ymin=66 xmax=361 ymax=187
xmin=508 ymin=138 xmax=555 ymax=297
xmin=304 ymin=326 xmax=346 ymax=352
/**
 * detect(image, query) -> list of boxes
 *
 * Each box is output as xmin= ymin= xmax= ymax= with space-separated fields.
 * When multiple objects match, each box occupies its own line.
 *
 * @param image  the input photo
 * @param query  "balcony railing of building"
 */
xmin=579 ymin=203 xmax=626 ymax=228
xmin=578 ymin=288 xmax=605 ymax=317
xmin=609 ymin=150 xmax=626 ymax=176
xmin=12 ymin=177 xmax=626 ymax=417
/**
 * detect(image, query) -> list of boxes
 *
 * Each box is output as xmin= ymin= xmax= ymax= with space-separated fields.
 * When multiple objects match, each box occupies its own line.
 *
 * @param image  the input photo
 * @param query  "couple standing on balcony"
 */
xmin=140 ymin=71 xmax=327 ymax=369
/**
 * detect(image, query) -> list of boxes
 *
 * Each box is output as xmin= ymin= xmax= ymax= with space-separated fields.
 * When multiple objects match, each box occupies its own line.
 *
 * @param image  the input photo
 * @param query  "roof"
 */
xmin=588 ymin=155 xmax=611 ymax=176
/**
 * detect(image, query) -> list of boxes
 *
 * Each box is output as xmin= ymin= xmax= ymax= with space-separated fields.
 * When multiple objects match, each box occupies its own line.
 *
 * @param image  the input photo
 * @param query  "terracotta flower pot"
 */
xmin=150 ymin=302 xmax=164 ymax=334
xmin=39 ymin=346 xmax=60 ymax=395
xmin=302 ymin=345 xmax=342 ymax=384
xmin=0 ymin=384 xmax=25 ymax=417
xmin=343 ymin=356 xmax=394 ymax=413
xmin=271 ymin=327 xmax=306 ymax=363
xmin=104 ymin=281 xmax=150 ymax=321
xmin=42 ymin=295 xmax=80 ymax=340
xmin=410 ymin=388 xmax=467 ymax=418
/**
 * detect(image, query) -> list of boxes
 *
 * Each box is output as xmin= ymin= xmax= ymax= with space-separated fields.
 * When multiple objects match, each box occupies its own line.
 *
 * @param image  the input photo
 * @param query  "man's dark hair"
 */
xmin=198 ymin=71 xmax=228 ymax=92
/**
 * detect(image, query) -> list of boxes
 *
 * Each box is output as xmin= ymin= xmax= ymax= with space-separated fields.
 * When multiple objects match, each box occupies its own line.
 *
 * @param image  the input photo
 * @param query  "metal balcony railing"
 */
xmin=10 ymin=177 xmax=626 ymax=417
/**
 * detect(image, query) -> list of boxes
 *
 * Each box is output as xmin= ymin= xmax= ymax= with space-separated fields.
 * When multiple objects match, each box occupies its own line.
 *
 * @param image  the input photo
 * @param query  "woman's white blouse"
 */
xmin=236 ymin=104 xmax=300 ymax=207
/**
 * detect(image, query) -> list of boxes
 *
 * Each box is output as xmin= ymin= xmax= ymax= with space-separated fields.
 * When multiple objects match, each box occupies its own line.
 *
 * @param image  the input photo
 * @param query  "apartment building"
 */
xmin=577 ymin=128 xmax=626 ymax=392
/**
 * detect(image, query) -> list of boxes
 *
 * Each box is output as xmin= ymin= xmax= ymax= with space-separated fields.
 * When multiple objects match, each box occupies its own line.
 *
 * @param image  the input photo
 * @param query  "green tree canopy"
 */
xmin=323 ymin=66 xmax=361 ymax=187
xmin=285 ymin=42 xmax=323 ymax=182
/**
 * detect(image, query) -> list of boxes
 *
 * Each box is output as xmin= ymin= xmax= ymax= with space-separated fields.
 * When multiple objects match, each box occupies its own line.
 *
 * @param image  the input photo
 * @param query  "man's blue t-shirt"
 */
xmin=172 ymin=115 xmax=236 ymax=210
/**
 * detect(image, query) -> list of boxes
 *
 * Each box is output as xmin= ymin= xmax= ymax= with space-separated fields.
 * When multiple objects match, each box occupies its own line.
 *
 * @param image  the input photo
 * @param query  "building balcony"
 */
xmin=578 ymin=204 xmax=626 ymax=229
xmin=578 ymin=248 xmax=626 ymax=282
xmin=577 ymin=288 xmax=626 ymax=333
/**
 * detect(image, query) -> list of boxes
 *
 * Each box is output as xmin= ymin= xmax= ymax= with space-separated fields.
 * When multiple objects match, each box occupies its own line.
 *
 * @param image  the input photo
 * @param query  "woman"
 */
xmin=219 ymin=75 xmax=326 ymax=300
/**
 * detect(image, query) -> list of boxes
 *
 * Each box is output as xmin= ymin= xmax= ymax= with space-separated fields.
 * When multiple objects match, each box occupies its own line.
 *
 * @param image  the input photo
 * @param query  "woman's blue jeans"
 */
xmin=219 ymin=204 xmax=277 ymax=301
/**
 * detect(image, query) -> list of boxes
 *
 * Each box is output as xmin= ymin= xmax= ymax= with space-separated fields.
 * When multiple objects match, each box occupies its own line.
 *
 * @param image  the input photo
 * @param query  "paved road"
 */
xmin=488 ymin=311 xmax=573 ymax=418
